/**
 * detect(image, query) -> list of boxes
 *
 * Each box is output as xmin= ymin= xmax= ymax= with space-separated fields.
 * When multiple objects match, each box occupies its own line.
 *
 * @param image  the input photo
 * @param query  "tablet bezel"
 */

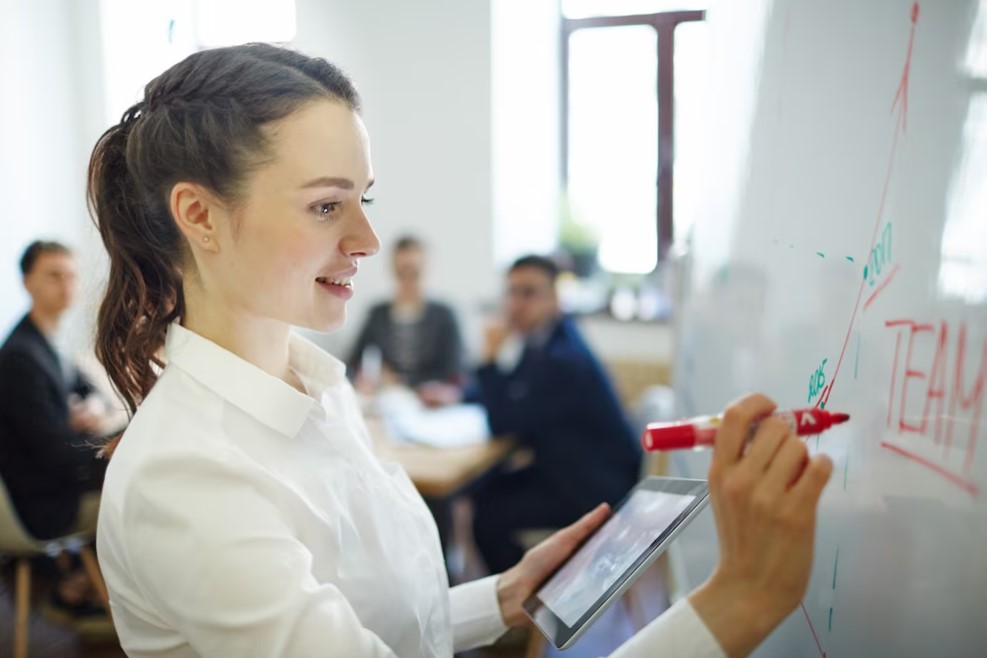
xmin=522 ymin=476 xmax=710 ymax=650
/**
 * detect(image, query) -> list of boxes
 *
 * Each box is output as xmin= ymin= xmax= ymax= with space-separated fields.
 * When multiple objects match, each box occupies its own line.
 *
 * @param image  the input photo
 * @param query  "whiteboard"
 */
xmin=669 ymin=1 xmax=987 ymax=656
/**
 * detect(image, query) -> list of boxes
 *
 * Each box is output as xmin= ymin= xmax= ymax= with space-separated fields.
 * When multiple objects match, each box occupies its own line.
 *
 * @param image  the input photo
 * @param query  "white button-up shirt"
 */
xmin=97 ymin=324 xmax=724 ymax=658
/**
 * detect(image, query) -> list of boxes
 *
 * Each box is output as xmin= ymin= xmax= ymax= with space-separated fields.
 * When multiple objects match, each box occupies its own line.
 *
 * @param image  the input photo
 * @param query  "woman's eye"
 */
xmin=311 ymin=201 xmax=341 ymax=220
xmin=361 ymin=196 xmax=375 ymax=206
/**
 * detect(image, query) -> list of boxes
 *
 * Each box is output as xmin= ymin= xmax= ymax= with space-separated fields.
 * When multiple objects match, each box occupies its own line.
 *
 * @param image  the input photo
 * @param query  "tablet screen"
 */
xmin=536 ymin=489 xmax=696 ymax=626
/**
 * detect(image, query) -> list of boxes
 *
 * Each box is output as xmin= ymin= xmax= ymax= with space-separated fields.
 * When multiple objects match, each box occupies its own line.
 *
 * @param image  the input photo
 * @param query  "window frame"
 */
xmin=560 ymin=10 xmax=705 ymax=269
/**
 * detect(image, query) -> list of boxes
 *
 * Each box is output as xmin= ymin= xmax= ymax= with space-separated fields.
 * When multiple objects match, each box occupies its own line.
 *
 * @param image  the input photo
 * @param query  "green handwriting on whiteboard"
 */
xmin=808 ymin=358 xmax=828 ymax=404
xmin=863 ymin=222 xmax=893 ymax=285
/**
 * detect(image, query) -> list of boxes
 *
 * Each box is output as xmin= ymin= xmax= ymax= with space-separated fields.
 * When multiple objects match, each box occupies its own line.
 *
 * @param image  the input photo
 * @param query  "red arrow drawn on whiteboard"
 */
xmin=818 ymin=1 xmax=919 ymax=411
xmin=802 ymin=603 xmax=827 ymax=658
xmin=891 ymin=1 xmax=919 ymax=132
xmin=806 ymin=5 xmax=921 ymax=657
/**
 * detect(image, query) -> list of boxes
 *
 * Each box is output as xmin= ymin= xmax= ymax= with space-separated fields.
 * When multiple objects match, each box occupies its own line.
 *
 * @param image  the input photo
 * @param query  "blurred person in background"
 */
xmin=348 ymin=235 xmax=465 ymax=407
xmin=0 ymin=240 xmax=113 ymax=614
xmin=470 ymin=255 xmax=643 ymax=573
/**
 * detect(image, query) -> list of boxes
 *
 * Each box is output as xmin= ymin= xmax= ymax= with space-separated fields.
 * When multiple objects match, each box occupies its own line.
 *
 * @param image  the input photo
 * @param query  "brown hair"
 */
xmin=87 ymin=44 xmax=360 ymax=418
xmin=393 ymin=235 xmax=425 ymax=254
xmin=510 ymin=254 xmax=561 ymax=283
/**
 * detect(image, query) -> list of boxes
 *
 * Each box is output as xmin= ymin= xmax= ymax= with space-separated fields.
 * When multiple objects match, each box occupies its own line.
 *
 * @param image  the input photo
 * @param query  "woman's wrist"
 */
xmin=495 ymin=568 xmax=527 ymax=628
xmin=687 ymin=573 xmax=784 ymax=658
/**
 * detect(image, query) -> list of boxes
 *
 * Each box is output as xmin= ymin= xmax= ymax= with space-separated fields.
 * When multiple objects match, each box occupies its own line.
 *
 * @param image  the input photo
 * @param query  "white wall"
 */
xmin=291 ymin=0 xmax=496 ymax=359
xmin=491 ymin=0 xmax=562 ymax=266
xmin=0 ymin=0 xmax=105 ymax=350
xmin=3 ymin=0 xmax=499 ymax=359
xmin=0 ymin=0 xmax=671 ymax=365
xmin=577 ymin=315 xmax=673 ymax=362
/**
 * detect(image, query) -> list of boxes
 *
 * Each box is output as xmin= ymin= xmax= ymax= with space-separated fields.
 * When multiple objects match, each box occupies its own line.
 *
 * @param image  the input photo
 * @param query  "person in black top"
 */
xmin=471 ymin=255 xmax=642 ymax=573
xmin=0 ymin=241 xmax=110 ymax=541
xmin=348 ymin=236 xmax=465 ymax=406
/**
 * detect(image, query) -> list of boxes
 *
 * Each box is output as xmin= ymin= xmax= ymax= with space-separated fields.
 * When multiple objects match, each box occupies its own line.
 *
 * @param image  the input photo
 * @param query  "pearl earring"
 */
xmin=202 ymin=236 xmax=210 ymax=243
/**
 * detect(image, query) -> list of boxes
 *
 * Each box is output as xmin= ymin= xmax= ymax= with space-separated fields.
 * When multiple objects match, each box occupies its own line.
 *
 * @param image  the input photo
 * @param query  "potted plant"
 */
xmin=557 ymin=193 xmax=599 ymax=278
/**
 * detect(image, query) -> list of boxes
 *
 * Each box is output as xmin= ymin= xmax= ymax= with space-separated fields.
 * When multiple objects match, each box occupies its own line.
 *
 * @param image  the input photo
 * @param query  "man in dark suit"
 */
xmin=0 ymin=241 xmax=109 ymax=541
xmin=471 ymin=255 xmax=642 ymax=573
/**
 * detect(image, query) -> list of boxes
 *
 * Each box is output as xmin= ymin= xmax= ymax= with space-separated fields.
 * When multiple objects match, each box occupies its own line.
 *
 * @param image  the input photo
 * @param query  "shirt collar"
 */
xmin=164 ymin=323 xmax=346 ymax=438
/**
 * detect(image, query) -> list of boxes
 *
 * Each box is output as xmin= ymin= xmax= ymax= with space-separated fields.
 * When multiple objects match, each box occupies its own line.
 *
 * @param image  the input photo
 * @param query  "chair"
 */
xmin=0 ymin=478 xmax=110 ymax=658
xmin=605 ymin=359 xmax=673 ymax=414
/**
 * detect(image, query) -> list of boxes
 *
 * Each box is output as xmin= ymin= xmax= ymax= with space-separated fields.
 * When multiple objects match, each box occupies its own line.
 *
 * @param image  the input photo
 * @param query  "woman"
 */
xmin=347 ymin=235 xmax=465 ymax=406
xmin=89 ymin=43 xmax=832 ymax=657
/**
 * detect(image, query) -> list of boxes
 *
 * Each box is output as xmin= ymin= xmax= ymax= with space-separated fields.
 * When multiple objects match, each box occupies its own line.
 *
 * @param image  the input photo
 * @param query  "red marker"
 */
xmin=642 ymin=408 xmax=850 ymax=451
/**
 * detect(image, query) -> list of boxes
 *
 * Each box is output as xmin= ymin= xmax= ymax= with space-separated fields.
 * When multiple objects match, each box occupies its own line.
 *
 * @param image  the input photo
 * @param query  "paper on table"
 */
xmin=374 ymin=386 xmax=423 ymax=417
xmin=386 ymin=404 xmax=491 ymax=448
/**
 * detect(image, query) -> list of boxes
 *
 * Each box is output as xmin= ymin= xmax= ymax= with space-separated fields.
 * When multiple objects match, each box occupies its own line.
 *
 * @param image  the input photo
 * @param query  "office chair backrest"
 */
xmin=0 ymin=476 xmax=44 ymax=555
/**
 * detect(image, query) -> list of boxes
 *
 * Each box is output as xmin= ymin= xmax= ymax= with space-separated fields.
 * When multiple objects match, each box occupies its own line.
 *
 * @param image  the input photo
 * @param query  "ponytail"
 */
xmin=87 ymin=104 xmax=184 ymax=417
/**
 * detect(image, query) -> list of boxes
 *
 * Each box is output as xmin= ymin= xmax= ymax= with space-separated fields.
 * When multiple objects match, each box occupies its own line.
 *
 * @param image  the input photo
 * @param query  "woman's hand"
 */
xmin=496 ymin=503 xmax=611 ymax=627
xmin=689 ymin=393 xmax=833 ymax=658
xmin=416 ymin=381 xmax=462 ymax=408
xmin=69 ymin=395 xmax=108 ymax=435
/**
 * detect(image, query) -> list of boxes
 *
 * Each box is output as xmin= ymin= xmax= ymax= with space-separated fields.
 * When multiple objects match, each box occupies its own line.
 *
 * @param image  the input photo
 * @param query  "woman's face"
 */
xmin=207 ymin=99 xmax=379 ymax=333
xmin=393 ymin=246 xmax=425 ymax=299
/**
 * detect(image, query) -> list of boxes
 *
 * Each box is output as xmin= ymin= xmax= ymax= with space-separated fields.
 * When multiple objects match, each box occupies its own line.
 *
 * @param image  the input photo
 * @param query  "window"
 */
xmin=673 ymin=20 xmax=713 ymax=247
xmin=99 ymin=0 xmax=296 ymax=125
xmin=561 ymin=6 xmax=706 ymax=275
xmin=938 ymin=5 xmax=987 ymax=303
xmin=566 ymin=25 xmax=657 ymax=273
xmin=195 ymin=0 xmax=296 ymax=48
xmin=561 ymin=0 xmax=706 ymax=20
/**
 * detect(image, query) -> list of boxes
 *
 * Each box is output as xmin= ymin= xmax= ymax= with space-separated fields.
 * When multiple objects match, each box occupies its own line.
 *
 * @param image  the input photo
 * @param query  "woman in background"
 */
xmin=347 ymin=235 xmax=465 ymax=407
xmin=88 ymin=43 xmax=832 ymax=657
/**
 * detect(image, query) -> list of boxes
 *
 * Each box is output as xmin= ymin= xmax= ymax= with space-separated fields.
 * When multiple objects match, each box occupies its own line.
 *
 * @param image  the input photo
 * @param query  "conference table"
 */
xmin=366 ymin=417 xmax=516 ymax=497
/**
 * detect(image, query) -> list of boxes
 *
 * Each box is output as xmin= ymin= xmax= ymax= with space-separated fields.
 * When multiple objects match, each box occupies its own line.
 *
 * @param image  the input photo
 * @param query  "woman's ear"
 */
xmin=169 ymin=182 xmax=220 ymax=253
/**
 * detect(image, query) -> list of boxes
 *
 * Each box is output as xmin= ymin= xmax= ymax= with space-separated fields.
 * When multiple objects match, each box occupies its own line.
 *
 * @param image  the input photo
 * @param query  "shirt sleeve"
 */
xmin=449 ymin=576 xmax=508 ymax=651
xmin=607 ymin=598 xmax=726 ymax=658
xmin=123 ymin=450 xmax=401 ymax=658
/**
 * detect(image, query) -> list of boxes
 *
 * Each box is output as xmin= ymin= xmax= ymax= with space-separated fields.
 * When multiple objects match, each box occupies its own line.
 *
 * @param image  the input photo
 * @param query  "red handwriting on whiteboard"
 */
xmin=800 ymin=7 xmax=922 ymax=658
xmin=818 ymin=1 xmax=919 ymax=410
xmin=801 ymin=603 xmax=826 ymax=658
xmin=883 ymin=319 xmax=985 ymax=494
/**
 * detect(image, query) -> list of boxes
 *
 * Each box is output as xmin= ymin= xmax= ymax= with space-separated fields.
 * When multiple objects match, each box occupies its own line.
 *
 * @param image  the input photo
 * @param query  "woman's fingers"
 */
xmin=791 ymin=454 xmax=834 ymax=508
xmin=553 ymin=503 xmax=611 ymax=550
xmin=761 ymin=434 xmax=810 ymax=494
xmin=713 ymin=393 xmax=778 ymax=471
xmin=738 ymin=417 xmax=790 ymax=475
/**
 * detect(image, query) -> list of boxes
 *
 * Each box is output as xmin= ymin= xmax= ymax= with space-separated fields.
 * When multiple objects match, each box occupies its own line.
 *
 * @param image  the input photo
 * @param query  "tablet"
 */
xmin=523 ymin=476 xmax=710 ymax=649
